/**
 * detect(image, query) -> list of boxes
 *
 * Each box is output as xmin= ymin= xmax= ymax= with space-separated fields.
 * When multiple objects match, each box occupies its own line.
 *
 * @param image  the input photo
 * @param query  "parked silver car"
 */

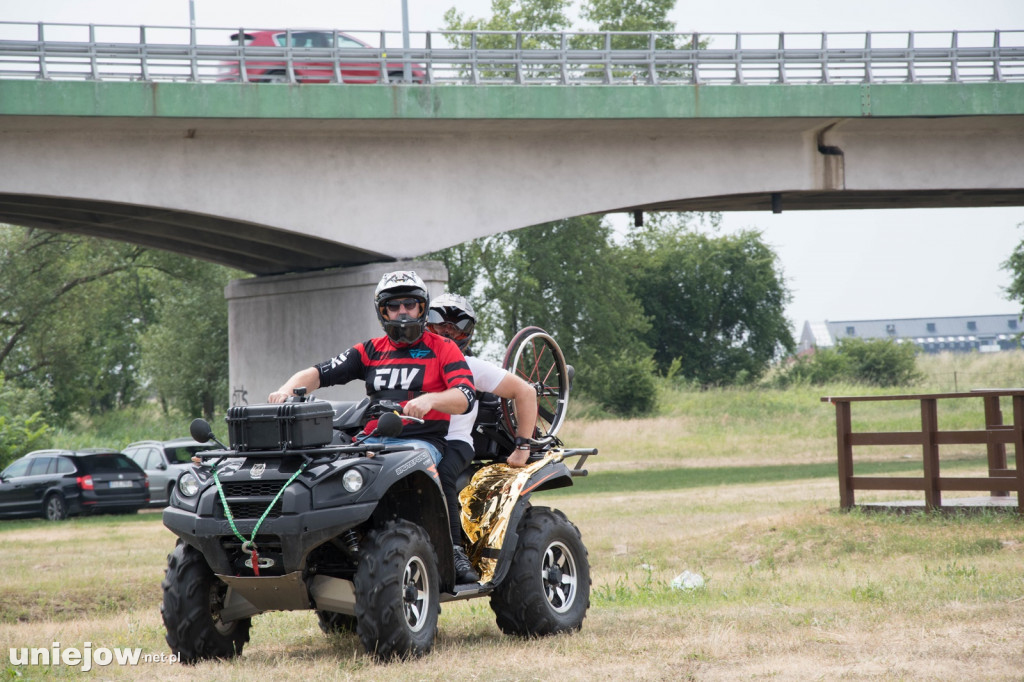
xmin=123 ymin=439 xmax=218 ymax=507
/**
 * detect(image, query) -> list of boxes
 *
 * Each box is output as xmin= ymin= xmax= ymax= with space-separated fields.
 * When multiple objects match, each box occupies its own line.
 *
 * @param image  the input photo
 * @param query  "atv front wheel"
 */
xmin=491 ymin=507 xmax=590 ymax=636
xmin=354 ymin=520 xmax=439 ymax=660
xmin=161 ymin=542 xmax=251 ymax=664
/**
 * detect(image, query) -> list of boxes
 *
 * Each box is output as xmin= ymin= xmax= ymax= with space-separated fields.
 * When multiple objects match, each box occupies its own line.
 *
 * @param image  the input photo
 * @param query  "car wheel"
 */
xmin=43 ymin=493 xmax=68 ymax=521
xmin=490 ymin=507 xmax=590 ymax=637
xmin=354 ymin=519 xmax=439 ymax=660
xmin=262 ymin=70 xmax=291 ymax=84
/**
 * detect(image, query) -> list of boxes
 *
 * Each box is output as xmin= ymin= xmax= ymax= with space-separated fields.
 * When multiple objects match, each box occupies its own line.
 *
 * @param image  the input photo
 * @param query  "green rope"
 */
xmin=212 ymin=461 xmax=308 ymax=552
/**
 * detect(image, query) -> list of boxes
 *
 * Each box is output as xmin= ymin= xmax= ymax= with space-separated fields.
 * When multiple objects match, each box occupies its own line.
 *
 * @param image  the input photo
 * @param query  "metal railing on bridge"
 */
xmin=0 ymin=21 xmax=1022 ymax=86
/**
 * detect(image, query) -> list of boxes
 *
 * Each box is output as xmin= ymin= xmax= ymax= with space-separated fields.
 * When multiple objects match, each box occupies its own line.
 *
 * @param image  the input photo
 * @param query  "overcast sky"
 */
xmin=6 ymin=1 xmax=1024 ymax=331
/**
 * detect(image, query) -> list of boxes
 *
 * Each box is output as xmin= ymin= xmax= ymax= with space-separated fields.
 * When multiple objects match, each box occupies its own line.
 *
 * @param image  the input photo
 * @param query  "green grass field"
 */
xmin=3 ymin=352 xmax=1024 ymax=680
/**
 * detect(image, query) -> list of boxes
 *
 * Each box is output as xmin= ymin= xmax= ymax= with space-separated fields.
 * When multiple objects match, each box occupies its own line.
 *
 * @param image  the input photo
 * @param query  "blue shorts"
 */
xmin=362 ymin=437 xmax=442 ymax=465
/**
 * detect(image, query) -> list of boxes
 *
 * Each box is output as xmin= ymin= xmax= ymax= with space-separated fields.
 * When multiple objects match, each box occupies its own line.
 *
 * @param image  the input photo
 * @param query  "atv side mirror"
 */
xmin=190 ymin=418 xmax=215 ymax=443
xmin=375 ymin=411 xmax=403 ymax=438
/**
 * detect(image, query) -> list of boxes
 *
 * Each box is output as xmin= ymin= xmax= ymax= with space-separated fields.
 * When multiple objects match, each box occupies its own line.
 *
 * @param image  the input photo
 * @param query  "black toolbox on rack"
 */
xmin=226 ymin=401 xmax=335 ymax=451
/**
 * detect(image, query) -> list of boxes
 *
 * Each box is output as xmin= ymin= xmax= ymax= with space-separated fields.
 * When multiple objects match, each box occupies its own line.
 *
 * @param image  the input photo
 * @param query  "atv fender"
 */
xmin=485 ymin=459 xmax=577 ymax=587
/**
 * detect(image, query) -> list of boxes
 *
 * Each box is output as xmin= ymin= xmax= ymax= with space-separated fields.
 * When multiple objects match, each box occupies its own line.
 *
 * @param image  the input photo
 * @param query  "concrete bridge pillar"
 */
xmin=224 ymin=260 xmax=448 ymax=406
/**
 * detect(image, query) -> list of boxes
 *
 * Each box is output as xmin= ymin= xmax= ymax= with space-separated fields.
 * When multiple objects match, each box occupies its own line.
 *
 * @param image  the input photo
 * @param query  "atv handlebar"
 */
xmin=372 ymin=400 xmax=425 ymax=424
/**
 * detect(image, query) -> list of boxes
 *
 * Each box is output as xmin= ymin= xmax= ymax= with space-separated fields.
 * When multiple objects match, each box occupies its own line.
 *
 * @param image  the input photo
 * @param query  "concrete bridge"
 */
xmin=2 ymin=80 xmax=1023 ymax=275
xmin=2 ymin=25 xmax=1023 ymax=402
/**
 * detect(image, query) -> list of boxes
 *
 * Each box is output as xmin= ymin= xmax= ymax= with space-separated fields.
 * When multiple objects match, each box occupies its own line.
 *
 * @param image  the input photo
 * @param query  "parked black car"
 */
xmin=0 ymin=449 xmax=150 ymax=521
xmin=124 ymin=438 xmax=218 ymax=507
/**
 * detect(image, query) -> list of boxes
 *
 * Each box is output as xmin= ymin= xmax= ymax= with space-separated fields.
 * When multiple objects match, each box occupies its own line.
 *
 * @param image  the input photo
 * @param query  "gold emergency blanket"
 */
xmin=459 ymin=452 xmax=562 ymax=583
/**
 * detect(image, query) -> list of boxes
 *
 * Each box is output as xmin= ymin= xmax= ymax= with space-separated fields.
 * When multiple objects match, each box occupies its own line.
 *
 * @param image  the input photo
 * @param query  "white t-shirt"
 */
xmin=448 ymin=356 xmax=509 ymax=445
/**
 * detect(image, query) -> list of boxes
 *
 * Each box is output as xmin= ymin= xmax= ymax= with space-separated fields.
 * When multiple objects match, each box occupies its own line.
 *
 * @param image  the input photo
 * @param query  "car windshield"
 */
xmin=1 ymin=459 xmax=30 ymax=478
xmin=78 ymin=454 xmax=138 ymax=474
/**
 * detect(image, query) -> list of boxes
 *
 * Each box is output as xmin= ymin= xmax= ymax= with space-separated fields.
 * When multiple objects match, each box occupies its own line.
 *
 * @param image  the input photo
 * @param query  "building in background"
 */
xmin=799 ymin=314 xmax=1024 ymax=355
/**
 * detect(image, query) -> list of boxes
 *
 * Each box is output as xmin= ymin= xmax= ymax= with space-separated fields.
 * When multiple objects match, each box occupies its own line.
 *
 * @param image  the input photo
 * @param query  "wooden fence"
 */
xmin=822 ymin=389 xmax=1024 ymax=512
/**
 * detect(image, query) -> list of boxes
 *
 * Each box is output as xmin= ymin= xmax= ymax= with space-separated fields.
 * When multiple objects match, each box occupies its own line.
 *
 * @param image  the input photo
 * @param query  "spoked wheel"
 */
xmin=501 ymin=327 xmax=570 ymax=439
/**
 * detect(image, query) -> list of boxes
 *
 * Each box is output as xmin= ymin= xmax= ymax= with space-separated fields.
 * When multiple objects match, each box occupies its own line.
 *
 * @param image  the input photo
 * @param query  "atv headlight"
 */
xmin=342 ymin=469 xmax=364 ymax=493
xmin=178 ymin=472 xmax=201 ymax=498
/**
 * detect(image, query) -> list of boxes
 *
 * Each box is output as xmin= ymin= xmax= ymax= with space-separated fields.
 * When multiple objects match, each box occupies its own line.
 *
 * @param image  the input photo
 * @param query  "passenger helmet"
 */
xmin=427 ymin=292 xmax=476 ymax=351
xmin=374 ymin=270 xmax=429 ymax=345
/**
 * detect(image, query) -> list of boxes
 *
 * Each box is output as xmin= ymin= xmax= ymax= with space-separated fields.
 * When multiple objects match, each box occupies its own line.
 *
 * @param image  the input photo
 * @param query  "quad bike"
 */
xmin=160 ymin=327 xmax=595 ymax=662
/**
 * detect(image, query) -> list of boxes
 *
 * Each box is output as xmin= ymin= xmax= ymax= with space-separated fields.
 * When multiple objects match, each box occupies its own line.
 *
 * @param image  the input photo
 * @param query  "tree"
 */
xmin=435 ymin=216 xmax=658 ymax=416
xmin=625 ymin=217 xmax=795 ymax=385
xmin=578 ymin=0 xmax=678 ymax=49
xmin=1001 ymin=223 xmax=1024 ymax=312
xmin=0 ymin=372 xmax=51 ymax=469
xmin=0 ymin=227 xmax=154 ymax=421
xmin=0 ymin=225 xmax=240 ymax=422
xmin=444 ymin=0 xmax=572 ymax=37
xmin=140 ymin=255 xmax=240 ymax=421
xmin=772 ymin=338 xmax=921 ymax=388
xmin=581 ymin=0 xmax=676 ymax=31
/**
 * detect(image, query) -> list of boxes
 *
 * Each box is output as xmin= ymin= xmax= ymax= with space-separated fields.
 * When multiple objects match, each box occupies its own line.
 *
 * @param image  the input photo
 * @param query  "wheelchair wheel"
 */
xmin=501 ymin=326 xmax=569 ymax=439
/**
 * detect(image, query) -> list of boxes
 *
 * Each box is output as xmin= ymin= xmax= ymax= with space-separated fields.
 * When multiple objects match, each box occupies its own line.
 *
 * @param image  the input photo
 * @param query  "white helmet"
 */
xmin=374 ymin=270 xmax=429 ymax=345
xmin=427 ymin=292 xmax=476 ymax=351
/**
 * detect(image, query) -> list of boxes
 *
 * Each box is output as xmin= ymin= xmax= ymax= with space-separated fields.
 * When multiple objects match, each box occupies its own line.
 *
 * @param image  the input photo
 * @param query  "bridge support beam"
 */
xmin=224 ymin=260 xmax=447 ymax=406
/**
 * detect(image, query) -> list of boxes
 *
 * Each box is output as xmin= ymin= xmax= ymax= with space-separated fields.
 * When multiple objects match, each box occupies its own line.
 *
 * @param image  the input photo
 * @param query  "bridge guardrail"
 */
xmin=0 ymin=22 xmax=1022 ymax=86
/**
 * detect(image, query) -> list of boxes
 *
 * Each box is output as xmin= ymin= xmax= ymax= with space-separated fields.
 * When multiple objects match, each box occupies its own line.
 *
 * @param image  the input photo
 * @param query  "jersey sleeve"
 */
xmin=438 ymin=338 xmax=476 ymax=414
xmin=315 ymin=343 xmax=365 ymax=388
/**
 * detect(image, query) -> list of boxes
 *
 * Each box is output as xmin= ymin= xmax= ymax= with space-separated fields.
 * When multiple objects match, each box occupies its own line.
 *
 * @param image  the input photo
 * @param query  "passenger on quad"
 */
xmin=267 ymin=270 xmax=478 ymax=579
xmin=427 ymin=292 xmax=539 ymax=583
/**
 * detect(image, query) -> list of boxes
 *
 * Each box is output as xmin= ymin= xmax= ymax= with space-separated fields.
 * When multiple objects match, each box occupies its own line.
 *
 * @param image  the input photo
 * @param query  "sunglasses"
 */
xmin=384 ymin=298 xmax=423 ymax=313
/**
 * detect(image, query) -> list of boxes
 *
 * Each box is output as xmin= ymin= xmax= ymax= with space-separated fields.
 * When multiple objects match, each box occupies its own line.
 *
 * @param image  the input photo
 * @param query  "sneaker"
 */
xmin=453 ymin=546 xmax=480 ymax=583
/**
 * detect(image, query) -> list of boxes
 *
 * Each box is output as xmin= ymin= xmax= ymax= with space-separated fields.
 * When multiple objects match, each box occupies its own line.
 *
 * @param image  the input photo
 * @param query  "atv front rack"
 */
xmin=190 ymin=442 xmax=415 ymax=469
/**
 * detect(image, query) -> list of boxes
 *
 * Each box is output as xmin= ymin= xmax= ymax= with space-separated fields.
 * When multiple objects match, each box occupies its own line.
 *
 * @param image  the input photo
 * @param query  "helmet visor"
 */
xmin=428 ymin=321 xmax=471 ymax=343
xmin=427 ymin=308 xmax=474 ymax=332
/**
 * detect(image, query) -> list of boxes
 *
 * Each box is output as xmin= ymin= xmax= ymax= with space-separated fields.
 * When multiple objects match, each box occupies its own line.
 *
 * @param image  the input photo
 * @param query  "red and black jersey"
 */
xmin=315 ymin=332 xmax=475 ymax=448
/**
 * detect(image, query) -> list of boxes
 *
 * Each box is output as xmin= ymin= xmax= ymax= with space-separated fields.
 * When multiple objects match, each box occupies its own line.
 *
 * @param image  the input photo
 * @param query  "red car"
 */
xmin=219 ymin=29 xmax=425 ymax=84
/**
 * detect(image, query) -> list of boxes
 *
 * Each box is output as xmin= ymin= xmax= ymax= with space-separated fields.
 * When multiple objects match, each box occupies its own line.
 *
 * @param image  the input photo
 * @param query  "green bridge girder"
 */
xmin=2 ymin=79 xmax=1023 ymax=120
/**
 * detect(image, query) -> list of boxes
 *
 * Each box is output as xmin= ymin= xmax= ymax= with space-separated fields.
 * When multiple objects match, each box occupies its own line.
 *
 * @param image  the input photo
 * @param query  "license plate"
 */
xmin=109 ymin=480 xmax=133 ymax=489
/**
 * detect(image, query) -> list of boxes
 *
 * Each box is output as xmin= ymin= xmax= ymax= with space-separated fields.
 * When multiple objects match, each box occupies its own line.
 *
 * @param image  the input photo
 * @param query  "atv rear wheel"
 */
xmin=354 ymin=520 xmax=439 ymax=660
xmin=491 ymin=507 xmax=590 ymax=636
xmin=161 ymin=542 xmax=251 ymax=664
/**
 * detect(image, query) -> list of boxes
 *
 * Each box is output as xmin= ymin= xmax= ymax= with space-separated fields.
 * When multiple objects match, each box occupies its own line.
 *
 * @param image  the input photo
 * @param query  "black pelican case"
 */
xmin=226 ymin=401 xmax=334 ymax=451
